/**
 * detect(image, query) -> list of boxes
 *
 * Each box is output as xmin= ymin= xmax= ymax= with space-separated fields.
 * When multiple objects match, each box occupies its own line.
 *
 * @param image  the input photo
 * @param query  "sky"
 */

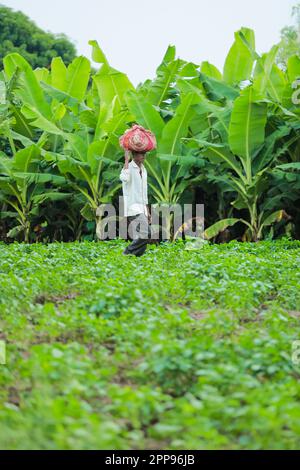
xmin=0 ymin=0 xmax=297 ymax=86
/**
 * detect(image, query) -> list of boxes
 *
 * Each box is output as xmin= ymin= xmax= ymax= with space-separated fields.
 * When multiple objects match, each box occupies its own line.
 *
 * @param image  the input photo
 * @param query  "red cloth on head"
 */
xmin=119 ymin=125 xmax=157 ymax=152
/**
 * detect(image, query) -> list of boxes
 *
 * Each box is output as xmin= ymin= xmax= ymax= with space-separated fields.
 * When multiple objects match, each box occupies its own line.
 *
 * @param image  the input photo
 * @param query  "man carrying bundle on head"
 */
xmin=119 ymin=125 xmax=156 ymax=257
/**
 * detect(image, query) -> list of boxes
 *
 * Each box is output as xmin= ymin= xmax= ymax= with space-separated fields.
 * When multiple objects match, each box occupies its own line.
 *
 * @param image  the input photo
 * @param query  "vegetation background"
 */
xmin=0 ymin=3 xmax=300 ymax=451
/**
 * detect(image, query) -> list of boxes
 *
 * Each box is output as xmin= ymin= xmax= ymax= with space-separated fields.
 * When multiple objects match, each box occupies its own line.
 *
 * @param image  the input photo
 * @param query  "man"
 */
xmin=120 ymin=149 xmax=152 ymax=256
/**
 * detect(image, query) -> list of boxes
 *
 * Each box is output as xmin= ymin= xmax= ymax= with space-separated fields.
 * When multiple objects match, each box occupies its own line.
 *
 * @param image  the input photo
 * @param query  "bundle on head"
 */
xmin=119 ymin=124 xmax=157 ymax=152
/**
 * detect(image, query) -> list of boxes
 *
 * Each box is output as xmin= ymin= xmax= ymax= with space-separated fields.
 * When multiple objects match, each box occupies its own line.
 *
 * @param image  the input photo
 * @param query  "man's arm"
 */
xmin=120 ymin=149 xmax=131 ymax=182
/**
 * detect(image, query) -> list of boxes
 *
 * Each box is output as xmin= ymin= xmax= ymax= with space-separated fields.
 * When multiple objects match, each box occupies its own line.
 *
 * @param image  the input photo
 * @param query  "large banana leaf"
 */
xmin=252 ymin=126 xmax=292 ymax=173
xmin=89 ymin=40 xmax=134 ymax=110
xmin=34 ymin=68 xmax=50 ymax=84
xmin=51 ymin=57 xmax=67 ymax=90
xmin=254 ymin=46 xmax=287 ymax=102
xmin=158 ymin=92 xmax=201 ymax=156
xmin=125 ymin=90 xmax=165 ymax=138
xmin=44 ymin=152 xmax=90 ymax=181
xmin=154 ymin=92 xmax=202 ymax=187
xmin=65 ymin=56 xmax=91 ymax=101
xmin=228 ymin=86 xmax=268 ymax=180
xmin=287 ymin=55 xmax=300 ymax=83
xmin=223 ymin=28 xmax=255 ymax=85
xmin=31 ymin=192 xmax=71 ymax=204
xmin=177 ymin=78 xmax=232 ymax=140
xmin=201 ymin=61 xmax=222 ymax=80
xmin=87 ymin=110 xmax=131 ymax=175
xmin=143 ymin=45 xmax=185 ymax=107
xmin=3 ymin=53 xmax=51 ymax=119
xmin=199 ymin=72 xmax=239 ymax=101
xmin=13 ymin=172 xmax=66 ymax=185
xmin=21 ymin=104 xmax=64 ymax=136
xmin=204 ymin=218 xmax=242 ymax=240
xmin=13 ymin=145 xmax=40 ymax=172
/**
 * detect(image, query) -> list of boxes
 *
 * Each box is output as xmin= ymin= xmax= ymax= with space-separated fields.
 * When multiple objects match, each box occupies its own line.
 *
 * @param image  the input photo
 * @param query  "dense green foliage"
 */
xmin=0 ymin=239 xmax=299 ymax=449
xmin=0 ymin=5 xmax=76 ymax=69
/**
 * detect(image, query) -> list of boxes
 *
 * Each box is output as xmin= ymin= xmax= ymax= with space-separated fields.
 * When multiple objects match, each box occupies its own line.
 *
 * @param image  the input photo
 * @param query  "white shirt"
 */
xmin=120 ymin=160 xmax=148 ymax=217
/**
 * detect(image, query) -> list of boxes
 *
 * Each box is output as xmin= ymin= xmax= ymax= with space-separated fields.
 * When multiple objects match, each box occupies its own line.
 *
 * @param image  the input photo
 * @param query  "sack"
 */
xmin=119 ymin=124 xmax=157 ymax=152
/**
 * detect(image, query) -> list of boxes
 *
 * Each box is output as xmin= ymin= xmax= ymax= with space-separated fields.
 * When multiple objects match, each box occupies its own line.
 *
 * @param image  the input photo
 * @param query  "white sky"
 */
xmin=0 ymin=0 xmax=296 ymax=86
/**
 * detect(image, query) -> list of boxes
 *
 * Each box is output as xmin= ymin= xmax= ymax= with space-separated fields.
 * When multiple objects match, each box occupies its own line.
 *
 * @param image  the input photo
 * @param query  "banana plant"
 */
xmin=43 ymin=105 xmax=133 ymax=221
xmin=0 ymin=145 xmax=70 ymax=242
xmin=0 ymin=70 xmax=20 ymax=156
xmin=185 ymin=82 xmax=298 ymax=241
xmin=2 ymin=49 xmax=133 ymax=225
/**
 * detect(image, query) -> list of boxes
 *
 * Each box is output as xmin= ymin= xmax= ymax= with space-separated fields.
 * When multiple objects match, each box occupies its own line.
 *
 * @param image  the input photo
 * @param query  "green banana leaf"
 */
xmin=51 ymin=57 xmax=67 ymax=90
xmin=228 ymin=86 xmax=268 ymax=180
xmin=204 ymin=218 xmax=242 ymax=240
xmin=125 ymin=90 xmax=165 ymax=139
xmin=200 ymin=61 xmax=223 ymax=81
xmin=3 ymin=53 xmax=51 ymax=119
xmin=287 ymin=55 xmax=300 ymax=83
xmin=13 ymin=172 xmax=66 ymax=185
xmin=21 ymin=104 xmax=64 ymax=136
xmin=89 ymin=40 xmax=134 ymax=110
xmin=223 ymin=28 xmax=255 ymax=85
xmin=144 ymin=45 xmax=185 ymax=107
xmin=65 ymin=56 xmax=91 ymax=101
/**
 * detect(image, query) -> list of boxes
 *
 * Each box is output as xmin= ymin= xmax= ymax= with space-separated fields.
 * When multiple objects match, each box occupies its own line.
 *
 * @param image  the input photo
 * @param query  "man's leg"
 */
xmin=123 ymin=214 xmax=151 ymax=257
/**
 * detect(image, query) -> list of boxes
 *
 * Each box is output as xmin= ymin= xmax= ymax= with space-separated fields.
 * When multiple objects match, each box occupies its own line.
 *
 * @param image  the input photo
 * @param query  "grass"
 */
xmin=0 ymin=238 xmax=300 ymax=449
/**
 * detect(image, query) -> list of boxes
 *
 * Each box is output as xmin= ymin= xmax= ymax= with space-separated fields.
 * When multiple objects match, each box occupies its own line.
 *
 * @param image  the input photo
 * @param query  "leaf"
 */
xmin=0 ymin=211 xmax=18 ymax=218
xmin=223 ymin=28 xmax=256 ymax=85
xmin=89 ymin=40 xmax=109 ymax=66
xmin=65 ymin=56 xmax=91 ymax=101
xmin=125 ymin=90 xmax=164 ymax=139
xmin=287 ymin=55 xmax=300 ymax=83
xmin=34 ymin=68 xmax=50 ymax=84
xmin=7 ymin=225 xmax=24 ymax=238
xmin=228 ymin=86 xmax=267 ymax=179
xmin=21 ymin=104 xmax=64 ymax=136
xmin=13 ymin=172 xmax=66 ymax=185
xmin=3 ymin=53 xmax=51 ymax=118
xmin=201 ymin=61 xmax=222 ymax=80
xmin=254 ymin=46 xmax=287 ymax=102
xmin=81 ymin=202 xmax=95 ymax=221
xmin=50 ymin=57 xmax=67 ymax=90
xmin=144 ymin=45 xmax=184 ymax=107
xmin=276 ymin=163 xmax=300 ymax=171
xmin=252 ymin=126 xmax=291 ymax=173
xmin=258 ymin=210 xmax=286 ymax=238
xmin=204 ymin=218 xmax=242 ymax=240
xmin=157 ymin=154 xmax=199 ymax=166
xmin=90 ymin=41 xmax=134 ymax=111
xmin=13 ymin=145 xmax=40 ymax=172
xmin=31 ymin=192 xmax=71 ymax=204
xmin=199 ymin=72 xmax=239 ymax=101
xmin=158 ymin=92 xmax=201 ymax=156
xmin=44 ymin=152 xmax=90 ymax=180
xmin=186 ymin=138 xmax=244 ymax=179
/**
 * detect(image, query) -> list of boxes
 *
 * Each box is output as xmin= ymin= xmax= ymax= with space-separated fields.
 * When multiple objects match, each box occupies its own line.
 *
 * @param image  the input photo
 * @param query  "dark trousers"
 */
xmin=123 ymin=213 xmax=152 ymax=257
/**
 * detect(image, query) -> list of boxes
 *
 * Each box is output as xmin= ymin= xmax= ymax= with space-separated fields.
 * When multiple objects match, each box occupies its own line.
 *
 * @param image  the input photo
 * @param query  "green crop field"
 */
xmin=1 ymin=239 xmax=300 ymax=450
